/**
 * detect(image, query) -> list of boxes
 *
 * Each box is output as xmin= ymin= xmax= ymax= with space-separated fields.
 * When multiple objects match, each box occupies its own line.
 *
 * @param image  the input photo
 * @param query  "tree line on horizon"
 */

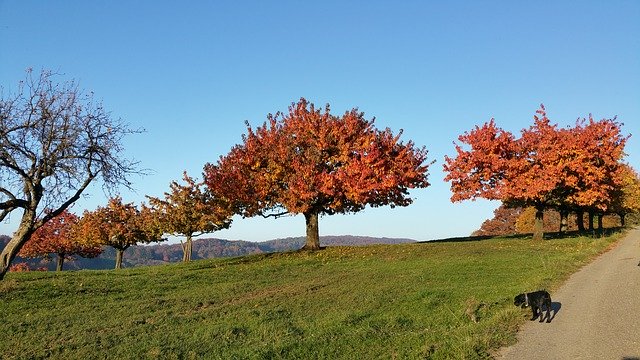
xmin=3 ymin=234 xmax=416 ymax=271
xmin=472 ymin=204 xmax=640 ymax=238
xmin=1 ymin=69 xmax=639 ymax=277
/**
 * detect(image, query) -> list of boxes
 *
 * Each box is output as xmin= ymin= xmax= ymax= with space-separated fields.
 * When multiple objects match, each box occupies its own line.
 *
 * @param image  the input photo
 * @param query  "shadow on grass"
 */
xmin=419 ymin=227 xmax=625 ymax=244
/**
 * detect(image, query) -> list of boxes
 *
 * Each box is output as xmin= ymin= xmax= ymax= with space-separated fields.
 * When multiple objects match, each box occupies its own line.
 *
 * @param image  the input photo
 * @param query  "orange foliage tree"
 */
xmin=610 ymin=164 xmax=640 ymax=226
xmin=18 ymin=210 xmax=102 ymax=271
xmin=472 ymin=205 xmax=523 ymax=237
xmin=204 ymin=98 xmax=432 ymax=250
xmin=75 ymin=197 xmax=165 ymax=269
xmin=147 ymin=172 xmax=233 ymax=262
xmin=445 ymin=105 xmax=628 ymax=240
xmin=562 ymin=116 xmax=629 ymax=231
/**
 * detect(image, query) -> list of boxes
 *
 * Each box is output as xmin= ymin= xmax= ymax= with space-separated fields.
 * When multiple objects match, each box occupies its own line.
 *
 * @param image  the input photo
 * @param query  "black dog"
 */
xmin=514 ymin=290 xmax=552 ymax=323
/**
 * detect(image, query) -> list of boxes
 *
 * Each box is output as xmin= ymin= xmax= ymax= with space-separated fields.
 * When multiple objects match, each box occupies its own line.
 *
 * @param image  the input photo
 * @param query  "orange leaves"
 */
xmin=610 ymin=164 xmax=640 ymax=215
xmin=204 ymin=98 xmax=431 ymax=218
xmin=147 ymin=172 xmax=233 ymax=238
xmin=563 ymin=116 xmax=630 ymax=210
xmin=76 ymin=197 xmax=165 ymax=251
xmin=443 ymin=119 xmax=515 ymax=202
xmin=18 ymin=210 xmax=102 ymax=260
xmin=444 ymin=106 xmax=629 ymax=213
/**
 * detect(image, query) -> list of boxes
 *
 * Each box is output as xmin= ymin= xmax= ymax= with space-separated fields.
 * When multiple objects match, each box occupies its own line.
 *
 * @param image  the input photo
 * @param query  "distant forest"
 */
xmin=0 ymin=235 xmax=414 ymax=271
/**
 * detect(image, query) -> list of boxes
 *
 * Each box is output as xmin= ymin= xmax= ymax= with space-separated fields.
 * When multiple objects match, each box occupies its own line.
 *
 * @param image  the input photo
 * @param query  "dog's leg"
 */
xmin=530 ymin=306 xmax=539 ymax=321
xmin=537 ymin=303 xmax=545 ymax=322
xmin=545 ymin=298 xmax=552 ymax=323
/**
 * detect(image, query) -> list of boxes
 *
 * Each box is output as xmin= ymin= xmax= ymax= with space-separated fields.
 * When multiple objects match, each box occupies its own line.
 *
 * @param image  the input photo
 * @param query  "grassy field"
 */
xmin=0 ymin=231 xmax=625 ymax=359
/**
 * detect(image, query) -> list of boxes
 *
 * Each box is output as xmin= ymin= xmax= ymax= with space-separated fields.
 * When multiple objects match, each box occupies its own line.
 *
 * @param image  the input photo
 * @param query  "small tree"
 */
xmin=472 ymin=205 xmax=523 ymax=237
xmin=0 ymin=69 xmax=141 ymax=279
xmin=18 ymin=210 xmax=102 ymax=271
xmin=204 ymin=98 xmax=431 ymax=250
xmin=147 ymin=172 xmax=233 ymax=262
xmin=76 ymin=197 xmax=164 ymax=269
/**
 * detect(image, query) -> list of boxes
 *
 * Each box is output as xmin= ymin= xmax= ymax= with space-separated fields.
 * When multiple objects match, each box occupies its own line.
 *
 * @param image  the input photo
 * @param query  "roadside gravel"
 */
xmin=497 ymin=228 xmax=640 ymax=360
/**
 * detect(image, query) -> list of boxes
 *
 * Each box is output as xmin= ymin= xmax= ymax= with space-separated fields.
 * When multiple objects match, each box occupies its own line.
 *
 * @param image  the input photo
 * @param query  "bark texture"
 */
xmin=182 ymin=236 xmax=193 ymax=262
xmin=56 ymin=254 xmax=64 ymax=272
xmin=533 ymin=206 xmax=544 ymax=240
xmin=302 ymin=212 xmax=321 ymax=250
xmin=115 ymin=248 xmax=125 ymax=269
xmin=0 ymin=211 xmax=36 ymax=279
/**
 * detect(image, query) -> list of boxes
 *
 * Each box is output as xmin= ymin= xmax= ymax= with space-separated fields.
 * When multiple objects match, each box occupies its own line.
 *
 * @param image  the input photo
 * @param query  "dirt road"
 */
xmin=497 ymin=228 xmax=640 ymax=360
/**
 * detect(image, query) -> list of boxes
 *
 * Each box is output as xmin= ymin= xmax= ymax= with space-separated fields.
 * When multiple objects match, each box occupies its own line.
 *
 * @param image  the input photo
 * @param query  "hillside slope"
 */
xmin=0 ymin=231 xmax=624 ymax=359
xmin=1 ymin=234 xmax=415 ymax=270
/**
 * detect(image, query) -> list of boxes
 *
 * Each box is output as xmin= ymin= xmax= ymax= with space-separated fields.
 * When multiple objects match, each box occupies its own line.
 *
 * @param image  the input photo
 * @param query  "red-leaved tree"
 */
xmin=204 ymin=98 xmax=432 ymax=250
xmin=75 ymin=197 xmax=165 ymax=269
xmin=18 ymin=210 xmax=102 ymax=271
xmin=472 ymin=205 xmax=524 ymax=236
xmin=444 ymin=105 xmax=628 ymax=240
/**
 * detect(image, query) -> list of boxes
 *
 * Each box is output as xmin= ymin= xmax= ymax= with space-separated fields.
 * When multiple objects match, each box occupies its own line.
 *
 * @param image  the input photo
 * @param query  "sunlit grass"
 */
xmin=0 ymin=231 xmax=624 ymax=359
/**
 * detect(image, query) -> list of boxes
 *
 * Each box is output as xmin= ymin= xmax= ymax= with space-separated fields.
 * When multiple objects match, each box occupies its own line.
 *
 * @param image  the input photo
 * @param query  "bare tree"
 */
xmin=0 ymin=69 xmax=142 ymax=279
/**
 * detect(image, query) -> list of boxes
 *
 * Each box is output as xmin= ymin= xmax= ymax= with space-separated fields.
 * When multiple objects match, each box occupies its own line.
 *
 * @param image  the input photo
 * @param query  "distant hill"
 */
xmin=1 ymin=234 xmax=415 ymax=271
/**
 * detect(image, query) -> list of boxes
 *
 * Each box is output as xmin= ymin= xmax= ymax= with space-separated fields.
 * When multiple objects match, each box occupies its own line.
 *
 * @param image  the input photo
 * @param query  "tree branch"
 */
xmin=261 ymin=210 xmax=290 ymax=219
xmin=38 ymin=172 xmax=97 ymax=227
xmin=0 ymin=198 xmax=28 ymax=210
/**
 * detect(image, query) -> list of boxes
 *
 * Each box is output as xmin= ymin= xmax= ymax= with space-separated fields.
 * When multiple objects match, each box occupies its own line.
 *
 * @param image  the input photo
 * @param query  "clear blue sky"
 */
xmin=1 ymin=1 xmax=639 ymax=242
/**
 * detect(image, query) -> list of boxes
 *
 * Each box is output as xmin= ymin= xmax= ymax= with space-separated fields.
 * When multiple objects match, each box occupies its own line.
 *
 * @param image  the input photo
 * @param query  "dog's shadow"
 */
xmin=532 ymin=301 xmax=562 ymax=323
xmin=547 ymin=302 xmax=562 ymax=323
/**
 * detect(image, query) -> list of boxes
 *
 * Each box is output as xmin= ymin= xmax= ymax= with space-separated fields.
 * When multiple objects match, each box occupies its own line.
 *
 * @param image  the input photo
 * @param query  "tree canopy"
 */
xmin=18 ymin=209 xmax=102 ymax=271
xmin=204 ymin=98 xmax=432 ymax=250
xmin=75 ymin=197 xmax=164 ymax=269
xmin=444 ymin=105 xmax=629 ymax=239
xmin=147 ymin=172 xmax=233 ymax=262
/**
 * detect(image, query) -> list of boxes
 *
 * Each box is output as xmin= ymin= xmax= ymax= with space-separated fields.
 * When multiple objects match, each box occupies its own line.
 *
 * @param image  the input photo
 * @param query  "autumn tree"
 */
xmin=18 ymin=209 xmax=102 ymax=271
xmin=75 ymin=197 xmax=164 ymax=269
xmin=444 ymin=105 xmax=628 ymax=240
xmin=204 ymin=98 xmax=431 ymax=250
xmin=609 ymin=164 xmax=640 ymax=226
xmin=472 ymin=205 xmax=523 ymax=236
xmin=0 ymin=69 xmax=141 ymax=279
xmin=514 ymin=207 xmax=577 ymax=234
xmin=561 ymin=116 xmax=628 ymax=231
xmin=147 ymin=172 xmax=233 ymax=262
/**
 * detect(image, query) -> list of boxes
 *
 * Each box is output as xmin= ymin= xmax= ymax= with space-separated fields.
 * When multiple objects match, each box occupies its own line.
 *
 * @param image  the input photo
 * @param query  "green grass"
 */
xmin=0 ymin=231 xmax=625 ymax=359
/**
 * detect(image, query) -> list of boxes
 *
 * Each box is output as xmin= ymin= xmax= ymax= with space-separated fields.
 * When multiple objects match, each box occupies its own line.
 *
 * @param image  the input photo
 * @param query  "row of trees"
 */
xmin=1 ymin=69 xmax=636 ymax=276
xmin=17 ymin=172 xmax=235 ymax=270
xmin=0 ymin=69 xmax=140 ymax=279
xmin=444 ymin=105 xmax=636 ymax=239
xmin=16 ymin=98 xmax=433 ymax=269
xmin=1 ymin=69 xmax=430 ymax=276
xmin=473 ymin=204 xmax=640 ymax=238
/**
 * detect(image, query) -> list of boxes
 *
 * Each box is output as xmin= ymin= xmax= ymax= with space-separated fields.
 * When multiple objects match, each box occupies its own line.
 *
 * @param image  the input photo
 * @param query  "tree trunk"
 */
xmin=533 ymin=205 xmax=544 ymax=240
xmin=56 ymin=253 xmax=65 ymax=272
xmin=619 ymin=213 xmax=626 ymax=227
xmin=597 ymin=214 xmax=603 ymax=237
xmin=588 ymin=211 xmax=595 ymax=232
xmin=0 ymin=210 xmax=36 ymax=280
xmin=576 ymin=210 xmax=585 ymax=232
xmin=302 ymin=212 xmax=321 ymax=250
xmin=182 ymin=235 xmax=193 ymax=262
xmin=559 ymin=208 xmax=569 ymax=234
xmin=115 ymin=248 xmax=125 ymax=269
